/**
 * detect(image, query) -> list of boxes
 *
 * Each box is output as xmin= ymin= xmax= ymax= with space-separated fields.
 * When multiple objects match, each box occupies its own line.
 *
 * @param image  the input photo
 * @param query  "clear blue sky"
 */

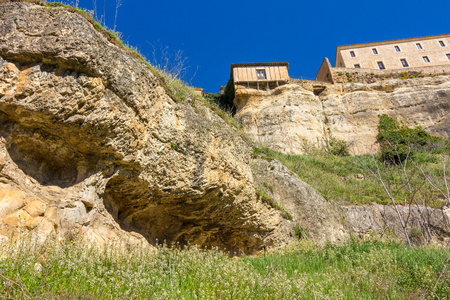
xmin=60 ymin=0 xmax=450 ymax=92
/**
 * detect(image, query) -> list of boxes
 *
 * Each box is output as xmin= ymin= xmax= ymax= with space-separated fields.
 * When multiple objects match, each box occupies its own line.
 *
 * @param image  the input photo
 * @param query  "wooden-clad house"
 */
xmin=230 ymin=62 xmax=290 ymax=90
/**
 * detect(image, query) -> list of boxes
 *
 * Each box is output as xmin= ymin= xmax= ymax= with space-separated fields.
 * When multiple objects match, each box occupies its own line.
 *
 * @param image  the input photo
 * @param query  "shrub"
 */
xmin=222 ymin=75 xmax=235 ymax=112
xmin=376 ymin=114 xmax=441 ymax=163
xmin=325 ymin=137 xmax=351 ymax=157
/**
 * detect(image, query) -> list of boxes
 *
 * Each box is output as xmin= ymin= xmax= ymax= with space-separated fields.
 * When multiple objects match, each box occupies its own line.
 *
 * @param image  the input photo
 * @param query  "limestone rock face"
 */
xmin=251 ymin=159 xmax=347 ymax=243
xmin=0 ymin=2 xmax=352 ymax=253
xmin=235 ymin=77 xmax=450 ymax=155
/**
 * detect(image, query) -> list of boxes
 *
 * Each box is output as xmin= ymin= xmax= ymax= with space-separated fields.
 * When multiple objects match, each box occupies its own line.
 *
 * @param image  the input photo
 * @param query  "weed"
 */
xmin=294 ymin=224 xmax=309 ymax=240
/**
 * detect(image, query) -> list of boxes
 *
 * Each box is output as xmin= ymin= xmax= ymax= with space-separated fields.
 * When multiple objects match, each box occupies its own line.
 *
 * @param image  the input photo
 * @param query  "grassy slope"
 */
xmin=0 ymin=236 xmax=448 ymax=299
xmin=254 ymin=146 xmax=450 ymax=208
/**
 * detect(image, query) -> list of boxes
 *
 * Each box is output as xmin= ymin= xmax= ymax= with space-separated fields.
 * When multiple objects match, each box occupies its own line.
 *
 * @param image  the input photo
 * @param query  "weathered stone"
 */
xmin=2 ymin=209 xmax=30 ymax=229
xmin=24 ymin=200 xmax=46 ymax=217
xmin=0 ymin=151 xmax=4 ymax=171
xmin=0 ymin=185 xmax=28 ymax=219
xmin=251 ymin=159 xmax=348 ymax=244
xmin=355 ymin=173 xmax=364 ymax=180
xmin=236 ymin=78 xmax=450 ymax=155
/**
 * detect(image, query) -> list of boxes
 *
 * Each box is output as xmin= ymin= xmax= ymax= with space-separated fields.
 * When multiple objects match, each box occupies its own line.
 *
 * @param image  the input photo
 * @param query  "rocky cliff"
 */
xmin=235 ymin=77 xmax=450 ymax=155
xmin=0 ymin=2 xmax=349 ymax=253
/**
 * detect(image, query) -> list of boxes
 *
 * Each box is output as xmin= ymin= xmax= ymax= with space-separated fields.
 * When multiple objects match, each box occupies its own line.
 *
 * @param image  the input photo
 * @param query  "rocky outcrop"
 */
xmin=0 ymin=2 xmax=351 ymax=253
xmin=235 ymin=77 xmax=450 ymax=155
xmin=251 ymin=159 xmax=347 ymax=243
xmin=345 ymin=204 xmax=450 ymax=246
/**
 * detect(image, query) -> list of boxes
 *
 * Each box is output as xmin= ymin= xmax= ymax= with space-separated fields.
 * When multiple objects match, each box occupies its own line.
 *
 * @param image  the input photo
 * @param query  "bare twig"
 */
xmin=148 ymin=41 xmax=191 ymax=82
xmin=113 ymin=0 xmax=124 ymax=31
xmin=0 ymin=273 xmax=31 ymax=299
xmin=92 ymin=0 xmax=97 ymax=20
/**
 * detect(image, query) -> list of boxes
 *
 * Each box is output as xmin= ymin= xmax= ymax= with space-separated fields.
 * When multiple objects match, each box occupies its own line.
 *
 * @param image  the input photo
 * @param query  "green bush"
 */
xmin=376 ymin=114 xmax=441 ymax=163
xmin=326 ymin=137 xmax=350 ymax=157
xmin=221 ymin=75 xmax=236 ymax=113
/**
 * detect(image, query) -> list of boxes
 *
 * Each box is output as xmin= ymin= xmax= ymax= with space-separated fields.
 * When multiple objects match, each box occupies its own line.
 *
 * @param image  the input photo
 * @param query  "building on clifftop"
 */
xmin=316 ymin=33 xmax=450 ymax=83
xmin=230 ymin=62 xmax=289 ymax=90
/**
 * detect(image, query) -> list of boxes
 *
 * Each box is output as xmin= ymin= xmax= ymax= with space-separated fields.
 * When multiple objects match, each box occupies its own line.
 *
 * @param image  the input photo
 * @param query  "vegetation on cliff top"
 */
xmin=0 ymin=235 xmax=448 ymax=299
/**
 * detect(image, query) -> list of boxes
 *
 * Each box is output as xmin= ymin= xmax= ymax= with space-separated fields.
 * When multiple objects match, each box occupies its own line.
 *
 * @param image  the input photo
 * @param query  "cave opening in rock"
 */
xmin=0 ymin=113 xmax=103 ymax=188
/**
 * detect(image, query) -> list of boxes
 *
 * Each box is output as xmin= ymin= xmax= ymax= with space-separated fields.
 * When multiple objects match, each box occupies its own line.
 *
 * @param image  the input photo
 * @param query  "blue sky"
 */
xmin=61 ymin=0 xmax=450 ymax=92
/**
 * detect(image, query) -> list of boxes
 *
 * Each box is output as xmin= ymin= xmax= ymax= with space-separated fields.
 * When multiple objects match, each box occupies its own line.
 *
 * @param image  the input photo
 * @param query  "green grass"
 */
xmin=246 ymin=239 xmax=450 ymax=299
xmin=254 ymin=146 xmax=450 ymax=207
xmin=0 ymin=235 xmax=448 ymax=299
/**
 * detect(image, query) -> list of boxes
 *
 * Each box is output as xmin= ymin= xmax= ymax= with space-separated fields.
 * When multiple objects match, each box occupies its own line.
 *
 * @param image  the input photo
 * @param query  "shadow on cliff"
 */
xmin=0 ymin=105 xmax=116 ymax=188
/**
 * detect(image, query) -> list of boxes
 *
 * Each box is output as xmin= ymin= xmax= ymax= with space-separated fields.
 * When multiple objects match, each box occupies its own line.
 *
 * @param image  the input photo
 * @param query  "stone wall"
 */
xmin=330 ymin=64 xmax=450 ymax=84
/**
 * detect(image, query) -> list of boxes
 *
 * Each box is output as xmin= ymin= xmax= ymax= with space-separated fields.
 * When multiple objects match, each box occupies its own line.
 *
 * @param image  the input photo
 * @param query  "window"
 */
xmin=350 ymin=51 xmax=356 ymax=57
xmin=372 ymin=48 xmax=378 ymax=55
xmin=400 ymin=59 xmax=409 ymax=67
xmin=423 ymin=56 xmax=430 ymax=63
xmin=354 ymin=64 xmax=361 ymax=68
xmin=439 ymin=40 xmax=446 ymax=47
xmin=256 ymin=69 xmax=266 ymax=79
xmin=416 ymin=43 xmax=423 ymax=49
xmin=394 ymin=46 xmax=401 ymax=52
xmin=377 ymin=61 xmax=385 ymax=70
xmin=447 ymin=54 xmax=450 ymax=60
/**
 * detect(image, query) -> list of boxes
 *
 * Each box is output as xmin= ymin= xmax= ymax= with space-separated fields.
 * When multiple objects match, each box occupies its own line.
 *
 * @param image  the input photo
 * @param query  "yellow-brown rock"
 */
xmin=0 ymin=2 xmax=351 ymax=253
xmin=235 ymin=78 xmax=450 ymax=155
xmin=24 ymin=200 xmax=46 ymax=217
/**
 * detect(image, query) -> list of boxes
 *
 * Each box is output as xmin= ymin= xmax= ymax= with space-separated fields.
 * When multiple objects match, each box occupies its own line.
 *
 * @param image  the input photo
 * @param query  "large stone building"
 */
xmin=316 ymin=34 xmax=450 ymax=83
xmin=335 ymin=33 xmax=450 ymax=70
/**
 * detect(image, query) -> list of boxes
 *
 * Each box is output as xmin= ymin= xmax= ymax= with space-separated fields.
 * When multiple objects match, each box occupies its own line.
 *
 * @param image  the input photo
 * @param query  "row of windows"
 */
xmin=349 ymin=40 xmax=447 ymax=57
xmin=353 ymin=54 xmax=450 ymax=69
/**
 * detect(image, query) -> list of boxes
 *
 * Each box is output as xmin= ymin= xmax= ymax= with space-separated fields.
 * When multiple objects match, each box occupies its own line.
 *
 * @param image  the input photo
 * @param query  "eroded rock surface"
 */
xmin=0 ymin=2 xmax=351 ymax=253
xmin=345 ymin=204 xmax=450 ymax=246
xmin=251 ymin=159 xmax=347 ymax=243
xmin=236 ymin=77 xmax=450 ymax=155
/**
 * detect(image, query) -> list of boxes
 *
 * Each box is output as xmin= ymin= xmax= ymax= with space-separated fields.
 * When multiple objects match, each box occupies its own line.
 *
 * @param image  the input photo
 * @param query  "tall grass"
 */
xmin=0 ymin=235 xmax=448 ymax=299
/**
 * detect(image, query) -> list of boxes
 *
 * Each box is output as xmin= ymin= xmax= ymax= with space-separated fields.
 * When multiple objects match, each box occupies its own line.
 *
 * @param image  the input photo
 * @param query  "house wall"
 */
xmin=233 ymin=65 xmax=289 ymax=83
xmin=315 ymin=57 xmax=334 ymax=83
xmin=337 ymin=36 xmax=450 ymax=70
